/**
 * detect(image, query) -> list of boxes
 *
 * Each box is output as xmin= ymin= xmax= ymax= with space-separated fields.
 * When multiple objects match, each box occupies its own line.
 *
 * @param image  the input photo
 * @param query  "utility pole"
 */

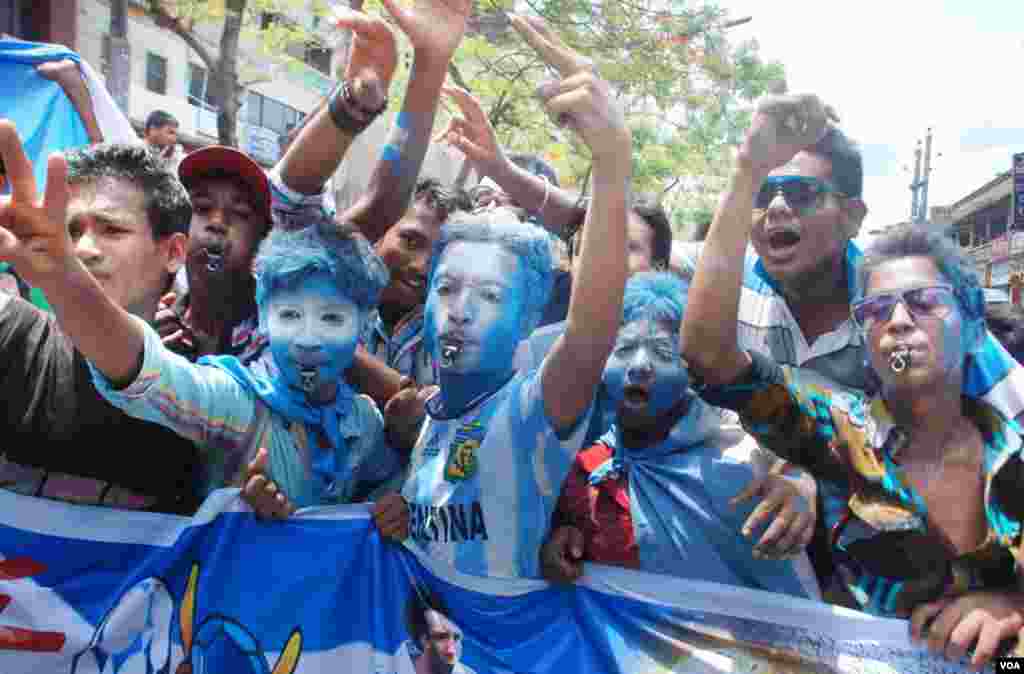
xmin=909 ymin=140 xmax=922 ymax=222
xmin=107 ymin=0 xmax=131 ymax=115
xmin=909 ymin=128 xmax=936 ymax=224
xmin=920 ymin=127 xmax=934 ymax=223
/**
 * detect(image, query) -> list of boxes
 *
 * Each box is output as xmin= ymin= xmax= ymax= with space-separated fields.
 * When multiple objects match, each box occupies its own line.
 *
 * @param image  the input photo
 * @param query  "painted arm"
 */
xmin=340 ymin=0 xmax=473 ymax=243
xmin=508 ymin=16 xmax=631 ymax=432
xmin=439 ymin=86 xmax=584 ymax=234
xmin=0 ymin=121 xmax=142 ymax=383
xmin=681 ymin=94 xmax=838 ymax=387
xmin=276 ymin=9 xmax=397 ymax=199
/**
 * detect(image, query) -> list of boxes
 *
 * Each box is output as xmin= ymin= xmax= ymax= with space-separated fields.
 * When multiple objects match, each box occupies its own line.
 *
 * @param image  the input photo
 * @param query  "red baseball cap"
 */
xmin=178 ymin=146 xmax=272 ymax=226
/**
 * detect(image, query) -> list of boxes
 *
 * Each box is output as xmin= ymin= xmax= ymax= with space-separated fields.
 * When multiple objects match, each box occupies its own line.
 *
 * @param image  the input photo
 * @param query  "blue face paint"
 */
xmin=603 ymin=318 xmax=689 ymax=423
xmin=265 ymin=272 xmax=361 ymax=403
xmin=424 ymin=241 xmax=526 ymax=404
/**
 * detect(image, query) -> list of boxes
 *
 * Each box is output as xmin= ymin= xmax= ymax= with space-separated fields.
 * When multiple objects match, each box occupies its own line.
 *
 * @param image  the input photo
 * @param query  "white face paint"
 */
xmin=424 ymin=240 xmax=527 ymax=376
xmin=266 ymin=272 xmax=361 ymax=403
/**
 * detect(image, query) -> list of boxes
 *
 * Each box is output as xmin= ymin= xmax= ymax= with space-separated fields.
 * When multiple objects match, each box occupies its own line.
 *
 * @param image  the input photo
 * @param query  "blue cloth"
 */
xmin=590 ymin=399 xmax=815 ymax=598
xmin=203 ymin=353 xmax=357 ymax=501
xmin=0 ymin=487 xmax=958 ymax=674
xmin=0 ymin=40 xmax=90 ymax=191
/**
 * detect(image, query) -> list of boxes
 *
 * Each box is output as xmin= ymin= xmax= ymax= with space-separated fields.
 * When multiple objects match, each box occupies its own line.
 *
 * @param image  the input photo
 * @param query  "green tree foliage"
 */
xmin=143 ymin=0 xmax=331 ymax=147
xmin=444 ymin=0 xmax=785 ymax=236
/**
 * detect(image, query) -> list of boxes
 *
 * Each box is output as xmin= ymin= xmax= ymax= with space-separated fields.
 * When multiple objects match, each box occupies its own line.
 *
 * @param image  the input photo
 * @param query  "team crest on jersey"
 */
xmin=444 ymin=421 xmax=483 ymax=482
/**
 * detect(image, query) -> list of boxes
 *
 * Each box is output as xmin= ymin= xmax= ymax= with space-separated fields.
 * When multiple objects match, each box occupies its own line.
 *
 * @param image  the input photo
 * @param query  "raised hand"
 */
xmin=540 ymin=525 xmax=585 ymax=583
xmin=730 ymin=472 xmax=814 ymax=559
xmin=738 ymin=94 xmax=839 ymax=180
xmin=380 ymin=0 xmax=472 ymax=61
xmin=332 ymin=7 xmax=398 ymax=114
xmin=510 ymin=15 xmax=630 ymax=162
xmin=0 ymin=121 xmax=72 ymax=283
xmin=436 ymin=86 xmax=506 ymax=177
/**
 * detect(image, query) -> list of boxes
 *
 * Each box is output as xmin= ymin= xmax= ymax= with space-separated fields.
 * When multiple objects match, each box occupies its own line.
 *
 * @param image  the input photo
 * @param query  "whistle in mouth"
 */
xmin=440 ymin=344 xmax=460 ymax=368
xmin=889 ymin=348 xmax=910 ymax=373
xmin=298 ymin=367 xmax=318 ymax=393
xmin=205 ymin=251 xmax=224 ymax=273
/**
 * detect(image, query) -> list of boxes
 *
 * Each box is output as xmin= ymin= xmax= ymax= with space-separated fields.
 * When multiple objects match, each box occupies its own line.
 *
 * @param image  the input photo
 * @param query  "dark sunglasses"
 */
xmin=850 ymin=284 xmax=956 ymax=332
xmin=754 ymin=175 xmax=844 ymax=217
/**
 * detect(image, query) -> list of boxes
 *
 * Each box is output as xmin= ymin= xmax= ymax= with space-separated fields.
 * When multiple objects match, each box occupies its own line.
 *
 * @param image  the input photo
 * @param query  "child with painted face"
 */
xmin=684 ymin=93 xmax=1024 ymax=669
xmin=540 ymin=272 xmax=819 ymax=598
xmin=0 ymin=154 xmax=398 ymax=510
xmin=371 ymin=15 xmax=634 ymax=579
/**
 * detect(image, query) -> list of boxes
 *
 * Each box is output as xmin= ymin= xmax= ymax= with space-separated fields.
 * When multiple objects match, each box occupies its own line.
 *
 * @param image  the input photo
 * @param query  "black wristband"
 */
xmin=327 ymin=80 xmax=386 ymax=134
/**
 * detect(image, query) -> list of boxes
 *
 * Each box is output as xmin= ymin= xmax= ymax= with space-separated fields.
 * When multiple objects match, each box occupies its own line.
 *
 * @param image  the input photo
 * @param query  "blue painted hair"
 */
xmin=254 ymin=221 xmax=389 ymax=323
xmin=622 ymin=271 xmax=690 ymax=330
xmin=428 ymin=208 xmax=555 ymax=335
xmin=858 ymin=225 xmax=986 ymax=356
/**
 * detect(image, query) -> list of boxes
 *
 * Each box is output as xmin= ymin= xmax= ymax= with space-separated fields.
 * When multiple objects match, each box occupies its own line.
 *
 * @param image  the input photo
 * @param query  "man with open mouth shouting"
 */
xmin=540 ymin=272 xmax=820 ymax=599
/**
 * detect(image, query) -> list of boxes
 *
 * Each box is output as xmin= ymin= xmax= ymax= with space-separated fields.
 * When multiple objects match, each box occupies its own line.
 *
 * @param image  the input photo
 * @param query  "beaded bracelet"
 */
xmin=328 ymin=79 xmax=387 ymax=134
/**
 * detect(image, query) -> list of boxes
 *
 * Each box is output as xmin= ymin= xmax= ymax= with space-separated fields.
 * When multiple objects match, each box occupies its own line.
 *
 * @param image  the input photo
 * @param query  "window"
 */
xmin=246 ymin=91 xmax=303 ymax=137
xmin=146 ymin=52 xmax=168 ymax=95
xmin=188 ymin=63 xmax=219 ymax=108
xmin=304 ymin=44 xmax=331 ymax=75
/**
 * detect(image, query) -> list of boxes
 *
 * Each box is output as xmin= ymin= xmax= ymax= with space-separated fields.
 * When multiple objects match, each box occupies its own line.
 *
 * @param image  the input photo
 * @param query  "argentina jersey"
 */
xmin=401 ymin=363 xmax=592 ymax=579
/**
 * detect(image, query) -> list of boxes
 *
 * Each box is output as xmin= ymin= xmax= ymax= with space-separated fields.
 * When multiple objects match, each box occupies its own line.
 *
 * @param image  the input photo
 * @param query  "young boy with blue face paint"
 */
xmin=0 ymin=146 xmax=399 ymax=509
xmin=541 ymin=272 xmax=819 ymax=598
xmin=371 ymin=15 xmax=634 ymax=579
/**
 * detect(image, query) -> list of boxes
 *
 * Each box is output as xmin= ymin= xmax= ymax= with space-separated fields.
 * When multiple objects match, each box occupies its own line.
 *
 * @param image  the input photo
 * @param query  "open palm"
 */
xmin=381 ymin=0 xmax=472 ymax=59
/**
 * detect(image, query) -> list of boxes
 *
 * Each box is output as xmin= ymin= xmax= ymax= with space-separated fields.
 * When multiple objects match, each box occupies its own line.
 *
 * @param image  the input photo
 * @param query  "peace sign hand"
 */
xmin=739 ymin=94 xmax=839 ymax=180
xmin=510 ymin=15 xmax=630 ymax=162
xmin=0 ymin=120 xmax=73 ymax=284
xmin=435 ymin=86 xmax=506 ymax=177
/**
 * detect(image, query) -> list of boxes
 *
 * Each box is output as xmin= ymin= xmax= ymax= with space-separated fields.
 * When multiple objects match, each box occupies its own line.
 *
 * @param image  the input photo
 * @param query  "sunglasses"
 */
xmin=754 ymin=175 xmax=845 ymax=217
xmin=850 ymin=284 xmax=957 ymax=332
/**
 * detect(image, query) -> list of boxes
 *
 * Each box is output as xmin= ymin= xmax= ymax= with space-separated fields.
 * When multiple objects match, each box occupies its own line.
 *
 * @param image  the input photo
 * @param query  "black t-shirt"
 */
xmin=0 ymin=293 xmax=202 ymax=514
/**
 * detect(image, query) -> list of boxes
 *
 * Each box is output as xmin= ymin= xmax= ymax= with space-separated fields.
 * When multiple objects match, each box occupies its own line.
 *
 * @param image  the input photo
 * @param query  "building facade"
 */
xmin=942 ymin=171 xmax=1021 ymax=300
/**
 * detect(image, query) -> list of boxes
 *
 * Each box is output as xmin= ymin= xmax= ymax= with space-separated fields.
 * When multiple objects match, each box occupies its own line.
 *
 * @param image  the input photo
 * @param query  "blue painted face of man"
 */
xmin=424 ymin=240 xmax=527 ymax=395
xmin=266 ymin=272 xmax=361 ymax=404
xmin=603 ymin=318 xmax=690 ymax=429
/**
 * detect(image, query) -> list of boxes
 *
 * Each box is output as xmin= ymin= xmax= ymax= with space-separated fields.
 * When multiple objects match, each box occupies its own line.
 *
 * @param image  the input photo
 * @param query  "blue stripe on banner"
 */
xmin=0 ymin=488 xmax=971 ymax=674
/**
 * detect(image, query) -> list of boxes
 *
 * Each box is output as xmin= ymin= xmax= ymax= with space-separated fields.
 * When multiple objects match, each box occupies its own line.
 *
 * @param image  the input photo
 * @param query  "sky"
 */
xmin=716 ymin=0 xmax=1024 ymax=238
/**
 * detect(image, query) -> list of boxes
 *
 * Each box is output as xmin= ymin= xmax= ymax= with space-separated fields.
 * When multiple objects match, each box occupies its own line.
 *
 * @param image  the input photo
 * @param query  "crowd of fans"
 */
xmin=3 ymin=2 xmax=1024 ymax=670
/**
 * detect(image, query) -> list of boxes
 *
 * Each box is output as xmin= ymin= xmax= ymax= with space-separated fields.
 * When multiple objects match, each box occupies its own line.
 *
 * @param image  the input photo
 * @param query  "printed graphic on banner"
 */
xmin=0 ymin=489 xmax=986 ymax=674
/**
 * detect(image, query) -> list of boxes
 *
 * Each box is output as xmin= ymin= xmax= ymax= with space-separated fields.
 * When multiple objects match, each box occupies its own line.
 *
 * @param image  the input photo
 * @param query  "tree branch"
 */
xmin=145 ymin=1 xmax=216 ymax=71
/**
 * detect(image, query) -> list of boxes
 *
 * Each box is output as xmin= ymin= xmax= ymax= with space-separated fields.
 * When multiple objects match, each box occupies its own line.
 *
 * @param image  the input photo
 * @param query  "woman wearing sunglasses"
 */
xmin=683 ymin=93 xmax=1024 ymax=670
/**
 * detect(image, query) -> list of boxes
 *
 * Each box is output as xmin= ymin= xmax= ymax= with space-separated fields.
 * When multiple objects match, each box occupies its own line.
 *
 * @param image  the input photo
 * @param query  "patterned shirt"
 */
xmin=701 ymin=350 xmax=1024 ymax=616
xmin=361 ymin=305 xmax=435 ymax=386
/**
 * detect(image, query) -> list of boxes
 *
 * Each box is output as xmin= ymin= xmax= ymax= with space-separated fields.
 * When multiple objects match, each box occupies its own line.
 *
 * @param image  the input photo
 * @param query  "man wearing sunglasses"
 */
xmin=682 ymin=93 xmax=1024 ymax=670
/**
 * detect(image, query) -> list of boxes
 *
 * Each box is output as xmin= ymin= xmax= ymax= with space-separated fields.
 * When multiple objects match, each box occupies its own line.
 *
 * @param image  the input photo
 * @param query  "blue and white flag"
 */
xmin=0 ymin=40 xmax=139 ymax=191
xmin=0 ymin=489 xmax=977 ymax=673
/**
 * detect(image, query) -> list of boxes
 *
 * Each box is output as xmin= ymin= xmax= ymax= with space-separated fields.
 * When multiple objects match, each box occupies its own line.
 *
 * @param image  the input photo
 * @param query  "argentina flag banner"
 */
xmin=0 ymin=489 xmax=976 ymax=673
